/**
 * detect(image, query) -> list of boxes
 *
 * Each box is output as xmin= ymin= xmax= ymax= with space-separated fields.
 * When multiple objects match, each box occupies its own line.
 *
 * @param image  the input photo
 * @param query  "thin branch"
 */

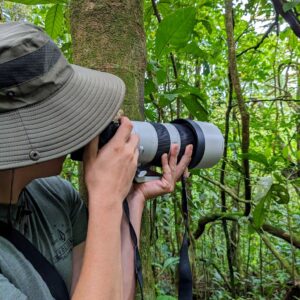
xmin=199 ymin=175 xmax=250 ymax=204
xmin=237 ymin=21 xmax=277 ymax=58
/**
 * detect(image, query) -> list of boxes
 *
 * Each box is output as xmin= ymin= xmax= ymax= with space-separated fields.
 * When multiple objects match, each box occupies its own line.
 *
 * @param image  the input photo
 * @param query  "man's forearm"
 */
xmin=72 ymin=198 xmax=123 ymax=300
xmin=121 ymin=196 xmax=145 ymax=300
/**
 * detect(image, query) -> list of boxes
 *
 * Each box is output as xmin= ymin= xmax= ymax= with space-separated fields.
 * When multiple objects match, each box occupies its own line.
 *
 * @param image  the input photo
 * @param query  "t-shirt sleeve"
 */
xmin=0 ymin=274 xmax=28 ymax=300
xmin=61 ymin=179 xmax=88 ymax=247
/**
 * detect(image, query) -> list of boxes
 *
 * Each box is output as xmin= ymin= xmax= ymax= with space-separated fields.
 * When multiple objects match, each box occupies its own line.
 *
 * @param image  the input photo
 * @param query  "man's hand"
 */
xmin=84 ymin=116 xmax=139 ymax=208
xmin=128 ymin=143 xmax=193 ymax=203
xmin=120 ymin=143 xmax=193 ymax=300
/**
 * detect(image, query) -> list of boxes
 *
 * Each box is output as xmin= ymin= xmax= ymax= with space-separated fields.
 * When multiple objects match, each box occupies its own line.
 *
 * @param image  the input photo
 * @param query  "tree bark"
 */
xmin=193 ymin=213 xmax=300 ymax=250
xmin=271 ymin=0 xmax=300 ymax=38
xmin=70 ymin=1 xmax=156 ymax=299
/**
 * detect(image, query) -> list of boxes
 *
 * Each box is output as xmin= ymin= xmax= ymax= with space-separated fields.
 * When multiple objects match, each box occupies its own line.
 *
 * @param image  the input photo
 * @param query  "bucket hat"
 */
xmin=0 ymin=22 xmax=125 ymax=170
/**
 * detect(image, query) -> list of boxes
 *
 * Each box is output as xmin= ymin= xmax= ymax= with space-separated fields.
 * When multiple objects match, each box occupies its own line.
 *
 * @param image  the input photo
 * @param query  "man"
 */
xmin=0 ymin=22 xmax=193 ymax=299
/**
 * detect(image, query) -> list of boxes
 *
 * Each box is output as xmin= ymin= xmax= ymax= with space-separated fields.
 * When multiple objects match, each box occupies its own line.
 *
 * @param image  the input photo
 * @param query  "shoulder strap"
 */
xmin=123 ymin=199 xmax=144 ymax=300
xmin=178 ymin=176 xmax=193 ymax=300
xmin=0 ymin=221 xmax=70 ymax=300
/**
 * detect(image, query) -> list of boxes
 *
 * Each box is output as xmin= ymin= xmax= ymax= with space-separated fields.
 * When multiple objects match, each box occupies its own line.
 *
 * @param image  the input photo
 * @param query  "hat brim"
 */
xmin=0 ymin=65 xmax=126 ymax=170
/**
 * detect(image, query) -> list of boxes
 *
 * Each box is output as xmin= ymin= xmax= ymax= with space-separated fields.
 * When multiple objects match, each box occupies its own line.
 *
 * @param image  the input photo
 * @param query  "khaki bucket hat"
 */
xmin=0 ymin=22 xmax=125 ymax=170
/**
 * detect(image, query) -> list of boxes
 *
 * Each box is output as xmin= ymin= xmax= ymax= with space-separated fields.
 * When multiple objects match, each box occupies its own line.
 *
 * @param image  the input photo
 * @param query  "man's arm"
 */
xmin=70 ymin=242 xmax=85 ymax=296
xmin=120 ymin=144 xmax=193 ymax=300
xmin=72 ymin=117 xmax=139 ymax=300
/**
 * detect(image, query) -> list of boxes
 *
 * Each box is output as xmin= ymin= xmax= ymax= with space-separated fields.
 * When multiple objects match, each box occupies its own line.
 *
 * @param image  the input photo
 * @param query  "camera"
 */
xmin=71 ymin=119 xmax=224 ymax=170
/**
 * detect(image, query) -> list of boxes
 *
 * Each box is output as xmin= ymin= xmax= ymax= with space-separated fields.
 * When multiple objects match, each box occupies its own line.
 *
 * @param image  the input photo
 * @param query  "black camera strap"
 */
xmin=178 ymin=176 xmax=193 ymax=300
xmin=0 ymin=221 xmax=70 ymax=300
xmin=124 ymin=175 xmax=193 ymax=300
xmin=123 ymin=199 xmax=144 ymax=300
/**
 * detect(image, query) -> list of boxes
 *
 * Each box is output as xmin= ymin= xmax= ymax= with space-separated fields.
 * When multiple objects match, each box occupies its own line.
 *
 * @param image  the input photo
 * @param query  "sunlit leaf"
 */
xmin=45 ymin=4 xmax=64 ymax=40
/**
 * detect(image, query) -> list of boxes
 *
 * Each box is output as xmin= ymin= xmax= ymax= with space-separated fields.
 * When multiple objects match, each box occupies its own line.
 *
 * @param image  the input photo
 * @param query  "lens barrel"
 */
xmin=71 ymin=119 xmax=224 ymax=169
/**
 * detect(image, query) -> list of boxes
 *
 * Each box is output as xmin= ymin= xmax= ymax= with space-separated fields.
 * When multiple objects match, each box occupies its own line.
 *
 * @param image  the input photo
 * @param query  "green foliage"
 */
xmin=45 ymin=4 xmax=64 ymax=39
xmin=155 ymin=7 xmax=197 ymax=57
xmin=2 ymin=0 xmax=300 ymax=298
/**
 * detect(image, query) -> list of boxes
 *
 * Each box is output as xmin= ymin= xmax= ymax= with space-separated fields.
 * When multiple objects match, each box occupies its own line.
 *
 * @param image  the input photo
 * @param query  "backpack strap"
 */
xmin=0 ymin=221 xmax=70 ymax=300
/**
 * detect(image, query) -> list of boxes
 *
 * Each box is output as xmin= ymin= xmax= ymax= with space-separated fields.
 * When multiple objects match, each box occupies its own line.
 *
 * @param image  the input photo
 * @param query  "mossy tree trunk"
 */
xmin=70 ymin=1 xmax=155 ymax=299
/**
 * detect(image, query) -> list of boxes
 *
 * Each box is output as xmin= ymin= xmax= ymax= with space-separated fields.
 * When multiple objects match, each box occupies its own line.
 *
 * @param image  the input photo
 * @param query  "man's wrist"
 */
xmin=88 ymin=191 xmax=124 ymax=215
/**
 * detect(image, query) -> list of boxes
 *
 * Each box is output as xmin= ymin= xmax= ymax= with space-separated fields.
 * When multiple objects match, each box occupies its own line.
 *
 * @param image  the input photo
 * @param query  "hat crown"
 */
xmin=0 ymin=22 xmax=73 ymax=113
xmin=0 ymin=23 xmax=47 ymax=64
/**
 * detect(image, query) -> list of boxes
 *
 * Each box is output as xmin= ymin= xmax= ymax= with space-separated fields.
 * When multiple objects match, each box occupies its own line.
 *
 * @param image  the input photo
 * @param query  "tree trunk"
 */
xmin=70 ymin=1 xmax=156 ymax=299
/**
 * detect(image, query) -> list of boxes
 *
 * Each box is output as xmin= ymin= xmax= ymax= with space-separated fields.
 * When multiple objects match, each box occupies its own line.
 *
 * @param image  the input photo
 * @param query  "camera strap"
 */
xmin=124 ymin=176 xmax=193 ymax=300
xmin=178 ymin=176 xmax=193 ymax=300
xmin=0 ymin=221 xmax=70 ymax=300
xmin=123 ymin=199 xmax=144 ymax=300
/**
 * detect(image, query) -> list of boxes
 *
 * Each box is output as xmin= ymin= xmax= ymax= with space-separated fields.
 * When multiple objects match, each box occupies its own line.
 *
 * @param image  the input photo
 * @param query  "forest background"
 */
xmin=1 ymin=0 xmax=299 ymax=299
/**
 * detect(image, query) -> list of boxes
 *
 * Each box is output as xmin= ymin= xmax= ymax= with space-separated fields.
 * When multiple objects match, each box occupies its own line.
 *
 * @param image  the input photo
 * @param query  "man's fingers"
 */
xmin=83 ymin=136 xmax=99 ymax=162
xmin=168 ymin=144 xmax=179 ymax=172
xmin=112 ymin=116 xmax=133 ymax=144
xmin=161 ymin=153 xmax=171 ymax=176
xmin=176 ymin=144 xmax=193 ymax=179
xmin=127 ymin=133 xmax=140 ymax=154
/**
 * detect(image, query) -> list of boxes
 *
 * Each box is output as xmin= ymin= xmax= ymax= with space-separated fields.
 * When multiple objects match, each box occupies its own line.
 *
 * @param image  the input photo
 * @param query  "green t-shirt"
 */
xmin=0 ymin=176 xmax=88 ymax=300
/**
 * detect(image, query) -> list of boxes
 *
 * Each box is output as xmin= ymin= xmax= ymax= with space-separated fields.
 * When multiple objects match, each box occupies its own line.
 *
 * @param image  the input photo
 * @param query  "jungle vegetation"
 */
xmin=1 ymin=0 xmax=300 ymax=299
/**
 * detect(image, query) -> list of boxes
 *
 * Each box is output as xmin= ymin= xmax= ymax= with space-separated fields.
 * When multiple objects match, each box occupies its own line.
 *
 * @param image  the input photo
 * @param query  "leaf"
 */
xmin=252 ymin=177 xmax=273 ymax=229
xmin=283 ymin=0 xmax=300 ymax=12
xmin=155 ymin=7 xmax=197 ymax=57
xmin=253 ymin=191 xmax=271 ymax=229
xmin=254 ymin=177 xmax=273 ymax=202
xmin=183 ymin=42 xmax=207 ymax=59
xmin=182 ymin=95 xmax=208 ymax=121
xmin=45 ymin=4 xmax=64 ymax=40
xmin=162 ymin=257 xmax=179 ymax=270
xmin=270 ymin=184 xmax=290 ymax=204
xmin=239 ymin=151 xmax=269 ymax=167
xmin=248 ymin=223 xmax=256 ymax=235
xmin=229 ymin=160 xmax=245 ymax=174
xmin=282 ymin=146 xmax=289 ymax=159
xmin=200 ymin=19 xmax=212 ymax=34
xmin=156 ymin=69 xmax=167 ymax=84
xmin=158 ymin=93 xmax=178 ymax=107
xmin=145 ymin=79 xmax=156 ymax=95
xmin=6 ymin=0 xmax=66 ymax=4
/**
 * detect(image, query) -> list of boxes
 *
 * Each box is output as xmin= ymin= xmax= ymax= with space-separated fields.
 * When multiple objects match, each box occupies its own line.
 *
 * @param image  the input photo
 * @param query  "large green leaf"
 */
xmin=7 ymin=0 xmax=66 ymax=4
xmin=182 ymin=95 xmax=208 ymax=121
xmin=45 ymin=4 xmax=64 ymax=40
xmin=252 ymin=177 xmax=273 ymax=229
xmin=239 ymin=151 xmax=269 ymax=167
xmin=155 ymin=7 xmax=197 ymax=58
